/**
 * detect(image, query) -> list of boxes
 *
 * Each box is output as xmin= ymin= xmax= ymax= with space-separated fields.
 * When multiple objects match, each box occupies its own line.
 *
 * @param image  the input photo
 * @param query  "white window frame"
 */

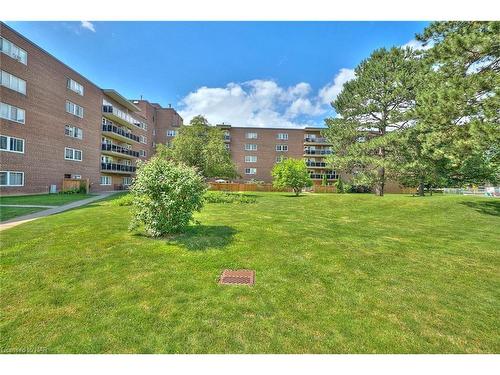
xmin=64 ymin=147 xmax=82 ymax=161
xmin=65 ymin=125 xmax=83 ymax=140
xmin=167 ymin=130 xmax=177 ymax=137
xmin=245 ymin=168 xmax=257 ymax=175
xmin=66 ymin=78 xmax=84 ymax=96
xmin=0 ymin=102 xmax=25 ymax=124
xmin=100 ymin=175 xmax=112 ymax=186
xmin=276 ymin=155 xmax=285 ymax=163
xmin=139 ymin=135 xmax=147 ymax=144
xmin=123 ymin=177 xmax=132 ymax=186
xmin=0 ymin=37 xmax=28 ymax=65
xmin=66 ymin=100 xmax=84 ymax=118
xmin=245 ymin=132 xmax=258 ymax=139
xmin=139 ymin=150 xmax=146 ymax=157
xmin=244 ymin=144 xmax=257 ymax=151
xmin=0 ymin=171 xmax=24 ymax=187
xmin=245 ymin=155 xmax=257 ymax=163
xmin=0 ymin=135 xmax=25 ymax=154
xmin=276 ymin=144 xmax=289 ymax=152
xmin=277 ymin=133 xmax=289 ymax=140
xmin=1 ymin=70 xmax=26 ymax=95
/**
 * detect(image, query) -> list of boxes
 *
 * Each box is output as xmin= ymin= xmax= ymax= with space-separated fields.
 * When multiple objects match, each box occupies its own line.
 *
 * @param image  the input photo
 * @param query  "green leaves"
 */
xmin=271 ymin=158 xmax=313 ymax=196
xmin=129 ymin=157 xmax=207 ymax=237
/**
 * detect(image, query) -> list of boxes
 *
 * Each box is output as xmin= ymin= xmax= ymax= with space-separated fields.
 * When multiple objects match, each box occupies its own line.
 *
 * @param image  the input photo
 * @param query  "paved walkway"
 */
xmin=0 ymin=204 xmax=56 ymax=208
xmin=0 ymin=192 xmax=118 ymax=232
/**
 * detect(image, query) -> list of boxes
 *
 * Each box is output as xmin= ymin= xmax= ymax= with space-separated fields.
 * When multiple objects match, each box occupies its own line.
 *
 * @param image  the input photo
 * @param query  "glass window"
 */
xmin=0 ymin=171 xmax=24 ymax=186
xmin=0 ymin=37 xmax=27 ymax=64
xmin=277 ymin=133 xmax=288 ymax=140
xmin=245 ymin=155 xmax=257 ymax=163
xmin=245 ymin=132 xmax=258 ymax=139
xmin=0 ymin=135 xmax=24 ymax=153
xmin=1 ymin=70 xmax=26 ymax=94
xmin=66 ymin=78 xmax=84 ymax=95
xmin=245 ymin=168 xmax=257 ymax=175
xmin=245 ymin=144 xmax=257 ymax=151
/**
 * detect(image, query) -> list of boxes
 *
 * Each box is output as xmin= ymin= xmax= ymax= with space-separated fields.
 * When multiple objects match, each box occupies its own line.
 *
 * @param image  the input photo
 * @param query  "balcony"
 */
xmin=102 ymin=124 xmax=140 ymax=143
xmin=304 ymin=137 xmax=331 ymax=144
xmin=310 ymin=173 xmax=338 ymax=180
xmin=305 ymin=161 xmax=327 ymax=168
xmin=101 ymin=162 xmax=136 ymax=174
xmin=101 ymin=143 xmax=139 ymax=158
xmin=304 ymin=149 xmax=333 ymax=155
xmin=102 ymin=105 xmax=145 ymax=130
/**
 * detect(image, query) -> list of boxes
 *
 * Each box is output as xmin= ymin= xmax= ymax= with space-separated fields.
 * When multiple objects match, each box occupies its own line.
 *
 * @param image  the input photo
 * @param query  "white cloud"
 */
xmin=178 ymin=70 xmax=354 ymax=128
xmin=401 ymin=39 xmax=431 ymax=51
xmin=318 ymin=68 xmax=356 ymax=105
xmin=80 ymin=21 xmax=96 ymax=33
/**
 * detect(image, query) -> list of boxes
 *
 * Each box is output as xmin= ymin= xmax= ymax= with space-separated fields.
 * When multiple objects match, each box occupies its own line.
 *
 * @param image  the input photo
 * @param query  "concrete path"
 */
xmin=0 ymin=192 xmax=118 ymax=232
xmin=0 ymin=204 xmax=56 ymax=208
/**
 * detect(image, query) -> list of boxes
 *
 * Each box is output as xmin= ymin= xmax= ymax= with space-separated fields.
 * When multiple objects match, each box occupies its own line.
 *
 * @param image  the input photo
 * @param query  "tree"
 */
xmin=323 ymin=47 xmax=420 ymax=196
xmin=414 ymin=21 xmax=500 ymax=186
xmin=129 ymin=157 xmax=207 ymax=237
xmin=272 ymin=158 xmax=313 ymax=196
xmin=157 ymin=115 xmax=238 ymax=179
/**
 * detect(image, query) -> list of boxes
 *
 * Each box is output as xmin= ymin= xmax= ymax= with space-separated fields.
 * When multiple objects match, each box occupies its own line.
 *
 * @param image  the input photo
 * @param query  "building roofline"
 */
xmin=103 ymin=89 xmax=141 ymax=112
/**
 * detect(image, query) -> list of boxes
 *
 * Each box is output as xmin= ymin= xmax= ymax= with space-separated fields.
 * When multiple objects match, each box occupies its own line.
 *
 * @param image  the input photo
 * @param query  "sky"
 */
xmin=6 ymin=21 xmax=430 ymax=128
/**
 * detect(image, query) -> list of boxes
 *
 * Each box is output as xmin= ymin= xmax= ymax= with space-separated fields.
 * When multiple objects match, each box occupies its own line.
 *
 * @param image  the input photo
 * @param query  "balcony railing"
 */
xmin=304 ymin=149 xmax=333 ymax=155
xmin=102 ymin=124 xmax=140 ymax=143
xmin=304 ymin=137 xmax=330 ymax=144
xmin=310 ymin=173 xmax=338 ymax=180
xmin=102 ymin=105 xmax=146 ymax=130
xmin=101 ymin=162 xmax=136 ymax=173
xmin=306 ymin=161 xmax=327 ymax=168
xmin=101 ymin=143 xmax=139 ymax=158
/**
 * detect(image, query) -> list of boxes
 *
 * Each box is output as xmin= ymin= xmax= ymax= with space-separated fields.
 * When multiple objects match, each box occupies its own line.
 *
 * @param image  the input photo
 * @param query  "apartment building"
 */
xmin=1 ymin=23 xmax=337 ymax=195
xmin=218 ymin=124 xmax=339 ymax=184
xmin=0 ymin=23 xmax=182 ymax=195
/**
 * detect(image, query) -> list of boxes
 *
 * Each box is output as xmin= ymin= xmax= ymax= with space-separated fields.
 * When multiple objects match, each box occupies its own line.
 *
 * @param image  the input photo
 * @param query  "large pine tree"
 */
xmin=323 ymin=47 xmax=419 ymax=196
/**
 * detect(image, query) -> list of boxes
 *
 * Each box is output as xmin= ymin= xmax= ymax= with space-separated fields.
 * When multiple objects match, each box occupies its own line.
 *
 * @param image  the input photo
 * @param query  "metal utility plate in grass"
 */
xmin=219 ymin=269 xmax=255 ymax=286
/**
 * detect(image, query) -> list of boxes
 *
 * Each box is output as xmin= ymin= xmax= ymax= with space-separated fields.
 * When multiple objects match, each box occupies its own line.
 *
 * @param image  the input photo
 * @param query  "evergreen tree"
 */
xmin=323 ymin=47 xmax=420 ymax=196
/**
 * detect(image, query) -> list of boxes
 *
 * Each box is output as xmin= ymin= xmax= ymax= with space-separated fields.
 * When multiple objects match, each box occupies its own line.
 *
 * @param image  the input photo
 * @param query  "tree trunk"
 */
xmin=294 ymin=188 xmax=300 ymax=196
xmin=375 ymin=166 xmax=385 ymax=196
xmin=418 ymin=179 xmax=425 ymax=196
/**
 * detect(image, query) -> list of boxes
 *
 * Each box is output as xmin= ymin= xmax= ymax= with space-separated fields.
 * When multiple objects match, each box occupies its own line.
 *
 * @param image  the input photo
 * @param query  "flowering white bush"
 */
xmin=129 ymin=157 xmax=207 ymax=237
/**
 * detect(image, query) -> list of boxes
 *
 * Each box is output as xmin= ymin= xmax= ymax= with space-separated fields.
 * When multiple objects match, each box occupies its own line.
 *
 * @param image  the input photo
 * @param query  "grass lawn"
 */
xmin=0 ymin=193 xmax=94 ymax=206
xmin=0 ymin=193 xmax=498 ymax=353
xmin=0 ymin=206 xmax=49 ymax=222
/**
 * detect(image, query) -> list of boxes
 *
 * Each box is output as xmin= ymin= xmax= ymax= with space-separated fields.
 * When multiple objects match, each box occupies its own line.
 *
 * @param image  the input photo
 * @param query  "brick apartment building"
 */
xmin=1 ymin=22 xmax=338 ymax=195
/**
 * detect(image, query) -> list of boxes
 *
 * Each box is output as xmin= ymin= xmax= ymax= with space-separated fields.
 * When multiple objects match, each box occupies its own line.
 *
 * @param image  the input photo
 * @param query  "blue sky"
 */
xmin=6 ymin=21 xmax=429 ymax=127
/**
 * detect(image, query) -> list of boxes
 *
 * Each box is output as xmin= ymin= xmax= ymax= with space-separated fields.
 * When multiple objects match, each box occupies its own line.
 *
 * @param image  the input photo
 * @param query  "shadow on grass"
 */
xmin=164 ymin=225 xmax=237 ymax=251
xmin=283 ymin=194 xmax=305 ymax=198
xmin=461 ymin=200 xmax=500 ymax=217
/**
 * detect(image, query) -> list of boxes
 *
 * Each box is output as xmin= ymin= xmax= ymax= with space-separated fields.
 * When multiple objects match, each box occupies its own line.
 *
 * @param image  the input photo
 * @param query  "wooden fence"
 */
xmin=62 ymin=178 xmax=89 ymax=193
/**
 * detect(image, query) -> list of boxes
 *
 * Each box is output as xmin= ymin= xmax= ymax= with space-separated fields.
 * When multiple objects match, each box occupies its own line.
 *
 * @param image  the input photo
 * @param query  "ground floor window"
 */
xmin=100 ymin=175 xmax=112 ymax=185
xmin=0 ymin=171 xmax=24 ymax=186
xmin=245 ymin=168 xmax=257 ymax=175
xmin=123 ymin=177 xmax=132 ymax=186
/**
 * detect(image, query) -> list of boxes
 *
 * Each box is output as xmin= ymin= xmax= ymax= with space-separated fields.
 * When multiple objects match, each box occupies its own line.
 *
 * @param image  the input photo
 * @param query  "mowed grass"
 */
xmin=0 ymin=206 xmax=48 ymax=222
xmin=0 ymin=193 xmax=93 ymax=206
xmin=0 ymin=193 xmax=498 ymax=353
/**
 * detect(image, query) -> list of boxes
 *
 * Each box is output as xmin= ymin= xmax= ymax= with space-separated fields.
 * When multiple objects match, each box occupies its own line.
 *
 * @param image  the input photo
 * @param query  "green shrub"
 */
xmin=129 ymin=157 xmax=207 ymax=237
xmin=111 ymin=194 xmax=134 ymax=206
xmin=204 ymin=191 xmax=256 ymax=204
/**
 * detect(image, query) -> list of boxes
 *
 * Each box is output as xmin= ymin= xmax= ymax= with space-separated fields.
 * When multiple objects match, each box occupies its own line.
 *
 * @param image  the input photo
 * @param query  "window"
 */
xmin=139 ymin=150 xmax=146 ymax=157
xmin=276 ymin=144 xmax=288 ymax=152
xmin=64 ymin=147 xmax=82 ymax=161
xmin=139 ymin=135 xmax=147 ymax=144
xmin=276 ymin=155 xmax=285 ymax=163
xmin=245 ymin=168 xmax=257 ymax=175
xmin=245 ymin=155 xmax=257 ymax=163
xmin=245 ymin=132 xmax=258 ymax=139
xmin=123 ymin=177 xmax=132 ymax=186
xmin=0 ymin=171 xmax=24 ymax=186
xmin=100 ymin=175 xmax=112 ymax=185
xmin=245 ymin=144 xmax=257 ymax=151
xmin=1 ymin=70 xmax=26 ymax=94
xmin=277 ymin=133 xmax=288 ymax=140
xmin=224 ymin=143 xmax=230 ymax=150
xmin=167 ymin=130 xmax=177 ymax=137
xmin=0 ymin=37 xmax=27 ymax=64
xmin=66 ymin=78 xmax=84 ymax=96
xmin=65 ymin=125 xmax=83 ymax=139
xmin=101 ymin=155 xmax=112 ymax=163
xmin=66 ymin=101 xmax=84 ymax=118
xmin=0 ymin=135 xmax=24 ymax=153
xmin=72 ymin=175 xmax=81 ymax=179
xmin=0 ymin=102 xmax=25 ymax=124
